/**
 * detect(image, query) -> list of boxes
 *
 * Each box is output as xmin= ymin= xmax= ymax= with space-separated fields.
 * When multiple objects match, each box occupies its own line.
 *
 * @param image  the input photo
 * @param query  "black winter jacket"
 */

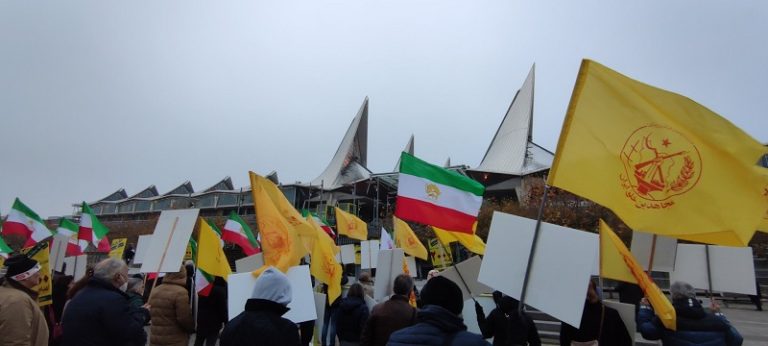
xmin=336 ymin=296 xmax=370 ymax=342
xmin=196 ymin=283 xmax=228 ymax=336
xmin=60 ymin=278 xmax=148 ymax=346
xmin=219 ymin=298 xmax=300 ymax=346
xmin=388 ymin=305 xmax=489 ymax=346
xmin=476 ymin=305 xmax=540 ymax=346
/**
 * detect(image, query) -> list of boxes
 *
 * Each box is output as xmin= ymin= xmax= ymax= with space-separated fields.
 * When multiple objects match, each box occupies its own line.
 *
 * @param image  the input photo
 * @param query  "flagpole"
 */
xmin=519 ymin=184 xmax=550 ymax=313
xmin=647 ymin=234 xmax=657 ymax=273
xmin=705 ymin=244 xmax=714 ymax=302
xmin=452 ymin=260 xmax=477 ymax=303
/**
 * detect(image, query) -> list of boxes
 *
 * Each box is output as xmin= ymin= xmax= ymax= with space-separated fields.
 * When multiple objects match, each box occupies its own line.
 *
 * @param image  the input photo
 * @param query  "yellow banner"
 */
xmin=109 ymin=238 xmax=127 ymax=260
xmin=22 ymin=242 xmax=52 ymax=307
xmin=335 ymin=207 xmax=368 ymax=241
xmin=427 ymin=238 xmax=452 ymax=269
xmin=393 ymin=216 xmax=428 ymax=260
xmin=432 ymin=225 xmax=485 ymax=255
xmin=548 ymin=60 xmax=768 ymax=246
xmin=308 ymin=215 xmax=342 ymax=304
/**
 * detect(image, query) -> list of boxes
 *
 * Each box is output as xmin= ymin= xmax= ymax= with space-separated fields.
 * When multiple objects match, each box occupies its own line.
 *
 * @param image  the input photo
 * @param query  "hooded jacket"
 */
xmin=637 ymin=298 xmax=743 ymax=346
xmin=336 ymin=296 xmax=370 ymax=342
xmin=148 ymin=271 xmax=195 ymax=346
xmin=60 ymin=277 xmax=147 ymax=346
xmin=0 ymin=279 xmax=49 ymax=346
xmin=476 ymin=297 xmax=541 ymax=346
xmin=559 ymin=300 xmax=631 ymax=346
xmin=387 ymin=305 xmax=489 ymax=346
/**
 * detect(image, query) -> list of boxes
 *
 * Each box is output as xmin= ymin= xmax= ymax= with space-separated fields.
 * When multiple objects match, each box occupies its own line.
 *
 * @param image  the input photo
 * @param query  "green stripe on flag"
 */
xmin=82 ymin=202 xmax=110 ymax=238
xmin=59 ymin=219 xmax=79 ymax=233
xmin=229 ymin=212 xmax=260 ymax=248
xmin=12 ymin=198 xmax=45 ymax=223
xmin=399 ymin=152 xmax=485 ymax=196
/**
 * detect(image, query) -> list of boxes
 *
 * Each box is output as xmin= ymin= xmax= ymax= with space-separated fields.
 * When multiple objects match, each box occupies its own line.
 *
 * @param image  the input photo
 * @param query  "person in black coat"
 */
xmin=60 ymin=258 xmax=148 ymax=346
xmin=336 ymin=283 xmax=370 ymax=345
xmin=388 ymin=276 xmax=489 ymax=346
xmin=475 ymin=291 xmax=540 ymax=346
xmin=219 ymin=267 xmax=300 ymax=346
xmin=195 ymin=276 xmax=228 ymax=346
xmin=559 ymin=280 xmax=631 ymax=346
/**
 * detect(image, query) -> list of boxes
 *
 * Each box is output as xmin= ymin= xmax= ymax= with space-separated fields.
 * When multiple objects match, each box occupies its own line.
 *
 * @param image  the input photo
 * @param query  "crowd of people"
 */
xmin=0 ymin=251 xmax=753 ymax=346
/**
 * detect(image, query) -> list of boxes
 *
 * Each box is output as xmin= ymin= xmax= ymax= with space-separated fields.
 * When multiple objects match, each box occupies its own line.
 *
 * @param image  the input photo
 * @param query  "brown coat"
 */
xmin=360 ymin=295 xmax=417 ymax=346
xmin=148 ymin=272 xmax=194 ymax=346
xmin=0 ymin=280 xmax=49 ymax=346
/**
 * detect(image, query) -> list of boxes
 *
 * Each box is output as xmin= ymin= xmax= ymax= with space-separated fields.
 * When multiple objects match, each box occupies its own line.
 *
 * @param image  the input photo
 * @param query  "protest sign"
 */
xmin=133 ymin=234 xmax=153 ymax=265
xmin=671 ymin=244 xmax=756 ymax=295
xmin=340 ymin=244 xmax=356 ymax=264
xmin=109 ymin=238 xmax=128 ymax=260
xmin=50 ymin=234 xmax=68 ymax=272
xmin=235 ymin=253 xmax=264 ymax=273
xmin=373 ymin=249 xmax=405 ymax=302
xmin=228 ymin=265 xmax=317 ymax=323
xmin=631 ymin=231 xmax=677 ymax=272
xmin=438 ymin=256 xmax=492 ymax=301
xmin=361 ymin=240 xmax=380 ymax=269
xmin=604 ymin=300 xmax=636 ymax=345
xmin=140 ymin=209 xmax=199 ymax=273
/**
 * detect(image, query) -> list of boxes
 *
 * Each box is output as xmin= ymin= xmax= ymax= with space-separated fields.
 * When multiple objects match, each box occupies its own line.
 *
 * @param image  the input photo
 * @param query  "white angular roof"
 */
xmin=310 ymin=97 xmax=370 ymax=189
xmin=394 ymin=134 xmax=414 ymax=171
xmin=473 ymin=65 xmax=553 ymax=176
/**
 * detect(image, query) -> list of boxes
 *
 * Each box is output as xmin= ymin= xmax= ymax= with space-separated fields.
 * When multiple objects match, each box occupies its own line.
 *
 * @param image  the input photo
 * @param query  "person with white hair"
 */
xmin=637 ymin=281 xmax=743 ymax=345
xmin=219 ymin=266 xmax=301 ymax=346
xmin=60 ymin=257 xmax=148 ymax=346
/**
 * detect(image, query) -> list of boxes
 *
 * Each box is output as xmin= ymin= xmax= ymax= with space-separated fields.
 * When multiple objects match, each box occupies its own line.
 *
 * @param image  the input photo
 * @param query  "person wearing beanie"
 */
xmin=362 ymin=274 xmax=417 ymax=346
xmin=219 ymin=266 xmax=301 ymax=346
xmin=637 ymin=281 xmax=743 ymax=345
xmin=475 ymin=291 xmax=541 ymax=346
xmin=148 ymin=267 xmax=195 ymax=346
xmin=387 ymin=276 xmax=489 ymax=346
xmin=61 ymin=258 xmax=148 ymax=346
xmin=0 ymin=254 xmax=49 ymax=346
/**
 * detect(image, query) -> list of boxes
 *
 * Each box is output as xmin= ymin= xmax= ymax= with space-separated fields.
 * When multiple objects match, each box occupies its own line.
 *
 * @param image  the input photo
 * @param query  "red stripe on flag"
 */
xmin=97 ymin=237 xmax=110 ymax=253
xmin=394 ymin=196 xmax=476 ymax=233
xmin=2 ymin=222 xmax=32 ymax=238
xmin=198 ymin=284 xmax=213 ymax=297
xmin=221 ymin=231 xmax=260 ymax=256
xmin=78 ymin=226 xmax=93 ymax=242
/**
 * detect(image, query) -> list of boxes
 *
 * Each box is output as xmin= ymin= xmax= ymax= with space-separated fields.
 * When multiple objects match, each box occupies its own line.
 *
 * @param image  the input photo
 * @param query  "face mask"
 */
xmin=120 ymin=282 xmax=128 ymax=292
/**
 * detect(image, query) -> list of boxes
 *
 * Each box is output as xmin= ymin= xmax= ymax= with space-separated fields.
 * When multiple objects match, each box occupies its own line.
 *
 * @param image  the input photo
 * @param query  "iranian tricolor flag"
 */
xmin=395 ymin=152 xmax=485 ymax=234
xmin=0 ymin=230 xmax=12 ymax=259
xmin=3 ymin=198 xmax=53 ymax=246
xmin=195 ymin=268 xmax=214 ymax=296
xmin=303 ymin=210 xmax=336 ymax=239
xmin=79 ymin=202 xmax=111 ymax=252
xmin=221 ymin=212 xmax=260 ymax=255
xmin=58 ymin=219 xmax=87 ymax=256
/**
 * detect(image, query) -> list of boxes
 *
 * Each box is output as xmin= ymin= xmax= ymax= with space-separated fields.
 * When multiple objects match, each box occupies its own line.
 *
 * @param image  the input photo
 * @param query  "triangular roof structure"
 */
xmin=202 ymin=176 xmax=234 ymax=192
xmin=444 ymin=157 xmax=451 ymax=167
xmin=310 ymin=97 xmax=370 ymax=189
xmin=471 ymin=65 xmax=553 ymax=176
xmin=95 ymin=188 xmax=128 ymax=203
xmin=162 ymin=181 xmax=194 ymax=196
xmin=393 ymin=134 xmax=414 ymax=171
xmin=128 ymin=185 xmax=159 ymax=199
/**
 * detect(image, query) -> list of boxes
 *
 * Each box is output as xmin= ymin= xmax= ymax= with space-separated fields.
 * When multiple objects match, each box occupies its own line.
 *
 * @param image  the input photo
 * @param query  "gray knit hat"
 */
xmin=670 ymin=281 xmax=696 ymax=299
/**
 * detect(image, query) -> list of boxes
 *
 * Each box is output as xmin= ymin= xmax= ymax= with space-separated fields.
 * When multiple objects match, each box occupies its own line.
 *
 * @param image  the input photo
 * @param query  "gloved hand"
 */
xmin=474 ymin=300 xmax=484 ymax=317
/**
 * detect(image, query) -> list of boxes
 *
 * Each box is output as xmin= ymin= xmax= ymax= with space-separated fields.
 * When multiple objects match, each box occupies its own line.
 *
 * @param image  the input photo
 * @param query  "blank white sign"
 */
xmin=373 ymin=249 xmax=405 ymax=302
xmin=361 ymin=240 xmax=380 ymax=269
xmin=671 ymin=244 xmax=756 ymax=295
xmin=228 ymin=265 xmax=317 ymax=323
xmin=140 ymin=209 xmax=199 ymax=273
xmin=63 ymin=255 xmax=88 ymax=281
xmin=50 ymin=234 xmax=69 ymax=272
xmin=340 ymin=244 xmax=356 ymax=264
xmin=478 ymin=211 xmax=598 ymax=327
xmin=603 ymin=300 xmax=636 ymax=345
xmin=438 ymin=256 xmax=493 ymax=301
xmin=631 ymin=231 xmax=677 ymax=272
xmin=235 ymin=253 xmax=265 ymax=273
xmin=133 ymin=234 xmax=153 ymax=265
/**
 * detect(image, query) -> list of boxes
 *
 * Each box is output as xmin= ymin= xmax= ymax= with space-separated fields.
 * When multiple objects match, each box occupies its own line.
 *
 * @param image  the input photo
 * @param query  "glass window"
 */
xmin=154 ymin=199 xmax=172 ymax=211
xmin=118 ymin=202 xmax=134 ymax=213
xmin=217 ymin=194 xmax=238 ymax=206
xmin=135 ymin=200 xmax=150 ymax=212
xmin=198 ymin=195 xmax=216 ymax=208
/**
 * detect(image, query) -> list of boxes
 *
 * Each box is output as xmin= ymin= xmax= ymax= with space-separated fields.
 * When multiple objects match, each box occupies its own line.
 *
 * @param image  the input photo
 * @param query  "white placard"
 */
xmin=478 ymin=212 xmax=598 ymax=327
xmin=603 ymin=300 xmax=636 ymax=345
xmin=314 ymin=292 xmax=327 ymax=342
xmin=235 ymin=253 xmax=265 ymax=273
xmin=361 ymin=240 xmax=380 ymax=269
xmin=340 ymin=245 xmax=356 ymax=264
xmin=228 ymin=265 xmax=317 ymax=323
xmin=404 ymin=256 xmax=418 ymax=278
xmin=438 ymin=256 xmax=492 ymax=301
xmin=462 ymin=295 xmax=497 ymax=335
xmin=140 ymin=209 xmax=199 ymax=273
xmin=671 ymin=244 xmax=756 ymax=295
xmin=50 ymin=234 xmax=69 ymax=272
xmin=631 ymin=231 xmax=677 ymax=272
xmin=63 ymin=255 xmax=88 ymax=281
xmin=133 ymin=234 xmax=153 ymax=265
xmin=373 ymin=249 xmax=405 ymax=302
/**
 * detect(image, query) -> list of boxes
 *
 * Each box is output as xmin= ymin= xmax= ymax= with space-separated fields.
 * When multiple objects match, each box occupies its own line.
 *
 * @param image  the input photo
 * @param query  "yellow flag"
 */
xmin=197 ymin=218 xmax=232 ymax=279
xmin=259 ymin=174 xmax=317 ymax=244
xmin=401 ymin=258 xmax=417 ymax=307
xmin=548 ymin=59 xmax=768 ymax=246
xmin=308 ymin=215 xmax=342 ymax=304
xmin=432 ymin=226 xmax=486 ymax=255
xmin=335 ymin=207 xmax=368 ymax=241
xmin=23 ymin=242 xmax=52 ymax=306
xmin=109 ymin=238 xmax=127 ymax=260
xmin=393 ymin=216 xmax=428 ymax=260
xmin=601 ymin=220 xmax=676 ymax=330
xmin=250 ymin=172 xmax=305 ymax=273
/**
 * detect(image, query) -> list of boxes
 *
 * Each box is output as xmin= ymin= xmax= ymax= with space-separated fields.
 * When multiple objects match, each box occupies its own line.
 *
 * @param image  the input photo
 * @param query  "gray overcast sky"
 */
xmin=1 ymin=1 xmax=766 ymax=218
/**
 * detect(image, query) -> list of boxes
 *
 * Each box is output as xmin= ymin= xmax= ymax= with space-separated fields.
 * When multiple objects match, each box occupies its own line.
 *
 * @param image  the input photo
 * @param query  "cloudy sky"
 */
xmin=1 ymin=1 xmax=766 ymax=218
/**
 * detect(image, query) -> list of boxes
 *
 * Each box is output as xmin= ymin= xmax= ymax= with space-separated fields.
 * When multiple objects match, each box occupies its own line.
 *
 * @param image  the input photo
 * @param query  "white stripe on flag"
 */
xmin=398 ymin=173 xmax=482 ymax=216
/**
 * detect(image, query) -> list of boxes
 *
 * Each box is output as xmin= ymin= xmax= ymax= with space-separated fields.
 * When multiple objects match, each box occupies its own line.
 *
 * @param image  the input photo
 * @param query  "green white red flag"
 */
xmin=57 ymin=218 xmax=87 ymax=256
xmin=221 ymin=212 xmax=260 ymax=255
xmin=195 ymin=268 xmax=214 ymax=296
xmin=3 ymin=198 xmax=53 ymax=247
xmin=395 ymin=152 xmax=485 ymax=233
xmin=79 ymin=202 xmax=111 ymax=252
